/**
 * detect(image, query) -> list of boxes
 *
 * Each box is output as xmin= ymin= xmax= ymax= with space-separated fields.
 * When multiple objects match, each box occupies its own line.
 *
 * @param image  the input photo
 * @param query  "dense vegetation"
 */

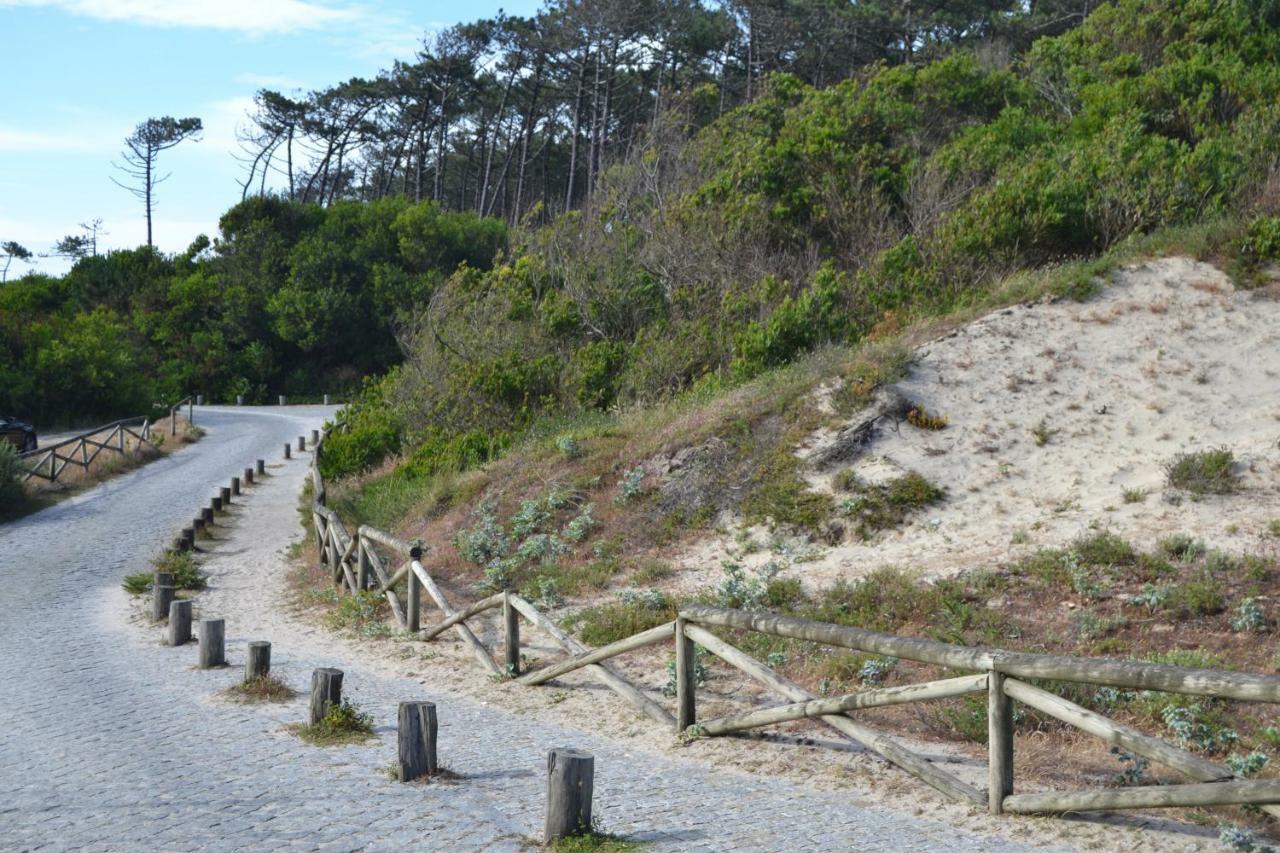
xmin=0 ymin=198 xmax=503 ymax=426
xmin=324 ymin=0 xmax=1280 ymax=479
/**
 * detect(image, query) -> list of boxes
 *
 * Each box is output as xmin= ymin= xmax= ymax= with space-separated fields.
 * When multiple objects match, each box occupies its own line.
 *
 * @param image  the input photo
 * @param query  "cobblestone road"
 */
xmin=0 ymin=407 xmax=1038 ymax=851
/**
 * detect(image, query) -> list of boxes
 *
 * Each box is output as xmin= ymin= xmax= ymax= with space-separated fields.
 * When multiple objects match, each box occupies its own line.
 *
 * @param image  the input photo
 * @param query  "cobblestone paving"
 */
xmin=0 ymin=407 xmax=1038 ymax=851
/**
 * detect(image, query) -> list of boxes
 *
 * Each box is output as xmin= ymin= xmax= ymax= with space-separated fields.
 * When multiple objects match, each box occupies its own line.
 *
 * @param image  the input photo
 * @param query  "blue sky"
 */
xmin=0 ymin=0 xmax=541 ymax=276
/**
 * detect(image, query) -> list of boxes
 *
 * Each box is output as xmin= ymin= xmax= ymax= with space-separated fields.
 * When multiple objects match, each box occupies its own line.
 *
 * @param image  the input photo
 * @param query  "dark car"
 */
xmin=0 ymin=415 xmax=37 ymax=453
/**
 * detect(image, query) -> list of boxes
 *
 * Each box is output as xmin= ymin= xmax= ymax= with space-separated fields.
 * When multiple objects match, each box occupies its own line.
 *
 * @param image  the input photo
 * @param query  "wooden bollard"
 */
xmin=246 ymin=641 xmax=271 ymax=681
xmin=278 ymin=395 xmax=287 ymax=406
xmin=236 ymin=394 xmax=244 ymax=406
xmin=545 ymin=748 xmax=595 ymax=842
xmin=296 ymin=436 xmax=306 ymax=452
xmin=211 ymin=495 xmax=223 ymax=512
xmin=243 ymin=467 xmax=254 ymax=485
xmin=169 ymin=600 xmax=192 ymax=645
xmin=231 ymin=476 xmax=241 ymax=496
xmin=198 ymin=619 xmax=226 ymax=668
xmin=309 ymin=668 xmax=343 ymax=725
xmin=152 ymin=584 xmax=175 ymax=622
xmin=256 ymin=459 xmax=266 ymax=475
xmin=220 ymin=486 xmax=232 ymax=506
xmin=193 ymin=516 xmax=206 ymax=534
xmin=154 ymin=571 xmax=174 ymax=587
xmin=323 ymin=394 xmax=331 ymax=405
xmin=504 ymin=594 xmax=521 ymax=675
xmin=179 ymin=528 xmax=195 ymax=551
xmin=283 ymin=443 xmax=291 ymax=460
xmin=196 ymin=394 xmax=204 ymax=406
xmin=201 ymin=506 xmax=215 ymax=525
xmin=311 ymin=429 xmax=320 ymax=445
xmin=397 ymin=701 xmax=438 ymax=782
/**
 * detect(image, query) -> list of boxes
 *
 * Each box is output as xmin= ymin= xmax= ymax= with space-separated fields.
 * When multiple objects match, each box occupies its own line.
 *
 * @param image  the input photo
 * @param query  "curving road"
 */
xmin=0 ymin=407 xmax=1032 ymax=851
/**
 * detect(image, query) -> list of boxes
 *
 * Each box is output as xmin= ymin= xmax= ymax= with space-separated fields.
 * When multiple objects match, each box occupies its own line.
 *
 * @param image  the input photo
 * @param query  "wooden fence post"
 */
xmin=397 ymin=701 xmax=438 ymax=781
xmin=246 ymin=641 xmax=271 ymax=681
xmin=309 ymin=668 xmax=343 ymax=725
xmin=988 ymin=670 xmax=1013 ymax=815
xmin=357 ymin=541 xmax=371 ymax=590
xmin=283 ymin=443 xmax=291 ymax=460
xmin=545 ymin=748 xmax=594 ymax=843
xmin=504 ymin=593 xmax=521 ymax=675
xmin=297 ymin=436 xmax=306 ymax=452
xmin=406 ymin=568 xmax=421 ymax=633
xmin=675 ymin=617 xmax=697 ymax=732
xmin=324 ymin=394 xmax=331 ymax=405
xmin=243 ymin=466 xmax=254 ymax=485
xmin=211 ymin=495 xmax=223 ymax=513
xmin=198 ymin=619 xmax=226 ymax=668
xmin=256 ymin=459 xmax=265 ymax=475
xmin=231 ymin=476 xmax=240 ymax=496
xmin=178 ymin=527 xmax=195 ymax=552
xmin=169 ymin=600 xmax=192 ymax=645
xmin=201 ymin=506 xmax=215 ymax=526
xmin=193 ymin=516 xmax=206 ymax=535
xmin=236 ymin=394 xmax=244 ymax=406
xmin=311 ymin=429 xmax=320 ymax=445
xmin=152 ymin=583 xmax=175 ymax=622
xmin=220 ymin=486 xmax=232 ymax=506
xmin=278 ymin=395 xmax=286 ymax=406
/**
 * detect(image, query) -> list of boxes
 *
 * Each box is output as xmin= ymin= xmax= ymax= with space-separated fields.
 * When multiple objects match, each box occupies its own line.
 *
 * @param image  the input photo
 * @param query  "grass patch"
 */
xmin=550 ymin=830 xmax=644 ymax=851
xmin=906 ymin=405 xmax=948 ymax=431
xmin=1071 ymin=531 xmax=1136 ymax=567
xmin=741 ymin=448 xmax=834 ymax=533
xmin=123 ymin=550 xmax=206 ymax=594
xmin=1121 ymin=487 xmax=1149 ymax=504
xmin=565 ymin=590 xmax=678 ymax=646
xmin=1166 ymin=447 xmax=1239 ymax=496
xmin=838 ymin=471 xmax=944 ymax=539
xmin=223 ymin=674 xmax=297 ymax=703
xmin=289 ymin=701 xmax=376 ymax=746
xmin=325 ymin=590 xmax=393 ymax=638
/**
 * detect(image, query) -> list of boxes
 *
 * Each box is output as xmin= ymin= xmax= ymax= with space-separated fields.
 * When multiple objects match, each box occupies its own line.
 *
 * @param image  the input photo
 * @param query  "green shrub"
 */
xmin=153 ymin=550 xmax=205 ymax=590
xmin=1165 ymin=447 xmax=1238 ymax=495
xmin=1071 ymin=531 xmax=1135 ymax=567
xmin=294 ymin=700 xmax=375 ymax=746
xmin=839 ymin=471 xmax=944 ymax=538
xmin=566 ymin=589 xmax=678 ymax=646
xmin=1158 ymin=533 xmax=1205 ymax=561
xmin=1236 ymin=215 xmax=1280 ymax=268
xmin=0 ymin=441 xmax=23 ymax=513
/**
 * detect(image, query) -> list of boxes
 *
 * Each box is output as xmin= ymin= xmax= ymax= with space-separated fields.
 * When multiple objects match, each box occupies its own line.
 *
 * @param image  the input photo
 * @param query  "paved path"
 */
xmin=0 ymin=407 xmax=1033 ymax=851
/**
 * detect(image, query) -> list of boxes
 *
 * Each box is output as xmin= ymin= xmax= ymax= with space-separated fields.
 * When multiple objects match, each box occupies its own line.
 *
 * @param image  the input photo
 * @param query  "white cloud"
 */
xmin=234 ymin=72 xmax=305 ymax=90
xmin=0 ymin=127 xmax=107 ymax=153
xmin=1 ymin=0 xmax=364 ymax=34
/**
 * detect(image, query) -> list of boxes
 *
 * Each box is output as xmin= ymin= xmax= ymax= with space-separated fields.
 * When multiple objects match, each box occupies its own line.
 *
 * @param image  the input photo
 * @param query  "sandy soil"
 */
xmin=673 ymin=256 xmax=1280 ymax=593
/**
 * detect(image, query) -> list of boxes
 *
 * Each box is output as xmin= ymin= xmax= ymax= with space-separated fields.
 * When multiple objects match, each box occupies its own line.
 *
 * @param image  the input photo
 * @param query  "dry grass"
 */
xmin=222 ymin=674 xmax=297 ymax=703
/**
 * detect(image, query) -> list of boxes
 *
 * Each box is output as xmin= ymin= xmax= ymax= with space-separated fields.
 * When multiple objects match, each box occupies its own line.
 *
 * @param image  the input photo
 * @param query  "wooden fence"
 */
xmin=308 ymin=442 xmax=1280 ymax=818
xmin=20 ymin=416 xmax=158 ymax=483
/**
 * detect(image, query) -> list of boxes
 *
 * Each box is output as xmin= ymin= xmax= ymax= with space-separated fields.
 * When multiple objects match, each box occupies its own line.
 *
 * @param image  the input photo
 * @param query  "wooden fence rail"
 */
xmin=19 ymin=417 xmax=155 ymax=483
xmin=306 ymin=433 xmax=1280 ymax=820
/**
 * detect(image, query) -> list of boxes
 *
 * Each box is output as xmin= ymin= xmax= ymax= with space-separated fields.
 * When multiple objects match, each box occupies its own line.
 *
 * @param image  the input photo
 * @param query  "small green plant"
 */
xmin=614 ymin=466 xmax=645 ymax=505
xmin=1162 ymin=703 xmax=1238 ymax=754
xmin=1071 ymin=531 xmax=1135 ymax=567
xmin=1030 ymin=419 xmax=1058 ymax=447
xmin=1121 ymin=487 xmax=1149 ymax=504
xmin=858 ymin=656 xmax=897 ymax=686
xmin=536 ymin=576 xmax=565 ymax=609
xmin=1110 ymin=747 xmax=1150 ymax=786
xmin=1159 ymin=533 xmax=1205 ymax=561
xmin=224 ymin=674 xmax=297 ymax=703
xmin=556 ymin=435 xmax=582 ymax=458
xmin=1226 ymin=751 xmax=1269 ymax=777
xmin=153 ymin=550 xmax=205 ymax=590
xmin=122 ymin=572 xmax=153 ymax=595
xmin=562 ymin=503 xmax=597 ymax=542
xmin=567 ymin=589 xmax=677 ymax=646
xmin=1165 ymin=447 xmax=1238 ymax=495
xmin=1218 ymin=824 xmax=1274 ymax=853
xmin=716 ymin=560 xmax=780 ymax=610
xmin=1092 ymin=687 xmax=1136 ymax=711
xmin=661 ymin=646 xmax=708 ymax=697
xmin=293 ymin=700 xmax=375 ymax=746
xmin=1268 ymin=519 xmax=1280 ymax=537
xmin=1127 ymin=584 xmax=1170 ymax=613
xmin=326 ymin=590 xmax=392 ymax=637
xmin=1230 ymin=597 xmax=1268 ymax=632
xmin=839 ymin=471 xmax=944 ymax=538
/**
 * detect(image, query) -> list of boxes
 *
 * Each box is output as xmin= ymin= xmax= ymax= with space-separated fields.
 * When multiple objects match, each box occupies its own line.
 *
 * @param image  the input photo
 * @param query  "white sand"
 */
xmin=677 ymin=257 xmax=1280 ymax=590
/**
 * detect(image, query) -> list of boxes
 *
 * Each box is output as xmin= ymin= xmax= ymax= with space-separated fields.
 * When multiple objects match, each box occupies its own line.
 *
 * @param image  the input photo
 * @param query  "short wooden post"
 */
xmin=397 ymin=701 xmax=438 ymax=781
xmin=178 ymin=528 xmax=195 ymax=552
xmin=256 ymin=459 xmax=265 ymax=475
xmin=202 ymin=506 xmax=215 ymax=525
xmin=246 ymin=641 xmax=271 ymax=681
xmin=243 ymin=467 xmax=254 ymax=485
xmin=154 ymin=571 xmax=174 ymax=588
xmin=152 ymin=583 xmax=175 ymax=622
xmin=236 ymin=394 xmax=244 ymax=406
xmin=211 ymin=495 xmax=222 ymax=512
xmin=278 ymin=394 xmax=286 ymax=406
xmin=503 ymin=593 xmax=520 ymax=675
xmin=297 ymin=436 xmax=306 ymax=452
xmin=675 ymin=617 xmax=696 ymax=732
xmin=283 ymin=443 xmax=291 ymax=460
xmin=220 ymin=486 xmax=232 ymax=506
xmin=231 ymin=476 xmax=241 ymax=496
xmin=545 ymin=748 xmax=594 ymax=842
xmin=406 ymin=568 xmax=421 ymax=633
xmin=988 ymin=670 xmax=1014 ymax=815
xmin=311 ymin=429 xmax=320 ymax=445
xmin=309 ymin=668 xmax=343 ymax=725
xmin=323 ymin=394 xmax=331 ymax=405
xmin=193 ymin=516 xmax=206 ymax=534
xmin=196 ymin=394 xmax=204 ymax=406
xmin=168 ymin=600 xmax=192 ymax=645
xmin=198 ymin=619 xmax=226 ymax=668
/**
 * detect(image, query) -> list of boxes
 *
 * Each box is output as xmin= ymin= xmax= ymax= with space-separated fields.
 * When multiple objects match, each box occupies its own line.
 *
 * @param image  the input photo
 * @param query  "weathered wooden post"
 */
xmin=246 ymin=641 xmax=271 ymax=681
xmin=153 ymin=579 xmax=175 ymax=622
xmin=231 ymin=476 xmax=241 ymax=496
xmin=243 ymin=467 xmax=254 ymax=485
xmin=311 ymin=429 xmax=320 ymax=445
xmin=988 ymin=670 xmax=1013 ymax=815
xmin=198 ymin=619 xmax=226 ymax=668
xmin=504 ymin=593 xmax=521 ymax=675
xmin=236 ymin=394 xmax=244 ymax=406
xmin=406 ymin=569 xmax=421 ymax=633
xmin=211 ymin=495 xmax=223 ymax=512
xmin=256 ymin=459 xmax=266 ymax=475
xmin=278 ymin=395 xmax=287 ymax=406
xmin=675 ymin=617 xmax=696 ymax=732
xmin=545 ymin=748 xmax=594 ymax=842
xmin=193 ymin=516 xmax=206 ymax=535
xmin=323 ymin=394 xmax=331 ymax=405
xmin=200 ymin=507 xmax=214 ymax=526
xmin=168 ymin=600 xmax=192 ymax=645
xmin=283 ymin=443 xmax=291 ymax=460
xmin=196 ymin=394 xmax=204 ymax=406
xmin=309 ymin=668 xmax=343 ymax=725
xmin=297 ymin=435 xmax=306 ymax=452
xmin=397 ymin=701 xmax=438 ymax=782
xmin=357 ymin=541 xmax=371 ymax=590
xmin=178 ymin=527 xmax=195 ymax=552
xmin=220 ymin=486 xmax=232 ymax=506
